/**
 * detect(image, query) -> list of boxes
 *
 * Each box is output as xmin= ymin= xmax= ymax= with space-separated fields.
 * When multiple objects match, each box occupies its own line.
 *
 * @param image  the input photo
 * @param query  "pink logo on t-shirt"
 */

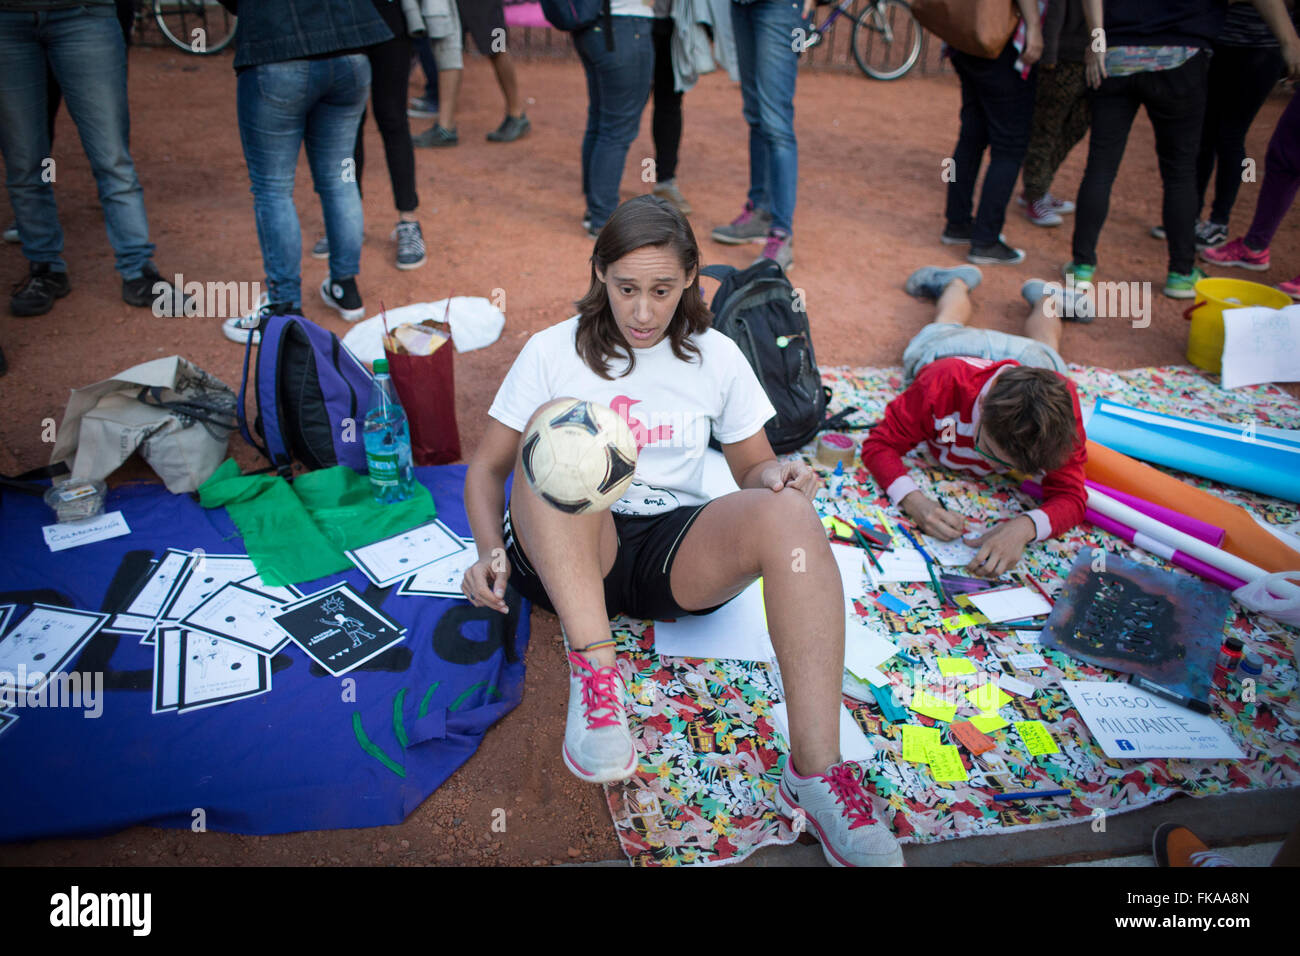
xmin=611 ymin=395 xmax=673 ymax=450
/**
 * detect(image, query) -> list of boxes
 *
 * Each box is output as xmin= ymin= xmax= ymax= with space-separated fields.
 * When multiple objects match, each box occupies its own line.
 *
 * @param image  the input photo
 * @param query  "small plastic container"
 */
xmin=44 ymin=478 xmax=107 ymax=523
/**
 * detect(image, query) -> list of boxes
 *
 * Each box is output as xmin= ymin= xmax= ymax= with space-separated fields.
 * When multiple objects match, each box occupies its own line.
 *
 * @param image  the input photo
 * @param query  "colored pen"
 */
xmin=896 ymin=523 xmax=931 ymax=563
xmin=1023 ymin=574 xmax=1055 ymax=608
xmin=854 ymin=529 xmax=884 ymax=573
xmin=1128 ymin=674 xmax=1213 ymax=715
xmin=993 ymin=789 xmax=1071 ymax=802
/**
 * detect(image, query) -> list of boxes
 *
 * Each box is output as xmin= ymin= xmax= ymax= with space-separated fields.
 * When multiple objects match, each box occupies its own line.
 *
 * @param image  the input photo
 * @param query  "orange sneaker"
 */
xmin=1152 ymin=823 xmax=1237 ymax=867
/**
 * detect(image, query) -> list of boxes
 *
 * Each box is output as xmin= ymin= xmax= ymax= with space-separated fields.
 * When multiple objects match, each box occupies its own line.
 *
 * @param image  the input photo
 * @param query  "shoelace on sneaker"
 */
xmin=1188 ymin=849 xmax=1235 ymax=867
xmin=568 ymin=651 xmax=622 ymax=730
xmin=1030 ymin=198 xmax=1057 ymax=219
xmin=761 ymin=234 xmax=786 ymax=259
xmin=822 ymin=762 xmax=878 ymax=830
xmin=396 ymin=221 xmax=424 ymax=253
xmin=730 ymin=202 xmax=756 ymax=227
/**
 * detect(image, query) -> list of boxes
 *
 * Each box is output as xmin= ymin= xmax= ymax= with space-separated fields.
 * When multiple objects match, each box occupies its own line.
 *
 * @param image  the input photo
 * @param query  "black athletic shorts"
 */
xmin=456 ymin=0 xmax=507 ymax=56
xmin=502 ymin=502 xmax=734 ymax=621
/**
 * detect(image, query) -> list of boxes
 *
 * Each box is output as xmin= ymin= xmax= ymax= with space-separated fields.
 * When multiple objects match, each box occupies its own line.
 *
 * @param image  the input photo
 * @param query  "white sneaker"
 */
xmin=223 ymin=291 xmax=269 ymax=344
xmin=562 ymin=650 xmax=636 ymax=784
xmin=776 ymin=758 xmax=904 ymax=867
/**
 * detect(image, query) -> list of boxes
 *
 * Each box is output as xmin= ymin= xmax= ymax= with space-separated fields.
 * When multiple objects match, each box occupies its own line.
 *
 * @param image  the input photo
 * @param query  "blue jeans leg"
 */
xmin=304 ymin=55 xmax=370 ymax=281
xmin=575 ymin=18 xmax=654 ymax=228
xmin=732 ymin=0 xmax=800 ymax=234
xmin=0 ymin=10 xmax=64 ymax=270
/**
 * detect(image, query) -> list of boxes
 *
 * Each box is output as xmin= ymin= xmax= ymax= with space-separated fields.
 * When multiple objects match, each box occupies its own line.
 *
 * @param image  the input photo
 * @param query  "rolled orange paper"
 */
xmin=1084 ymin=440 xmax=1300 ymax=574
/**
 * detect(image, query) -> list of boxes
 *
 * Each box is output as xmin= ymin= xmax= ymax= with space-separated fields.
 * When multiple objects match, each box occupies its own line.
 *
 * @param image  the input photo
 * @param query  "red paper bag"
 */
xmin=384 ymin=334 xmax=461 ymax=465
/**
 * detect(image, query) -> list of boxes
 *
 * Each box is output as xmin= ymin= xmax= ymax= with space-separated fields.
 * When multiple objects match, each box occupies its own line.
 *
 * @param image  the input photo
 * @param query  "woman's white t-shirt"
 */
xmin=488 ymin=316 xmax=777 ymax=517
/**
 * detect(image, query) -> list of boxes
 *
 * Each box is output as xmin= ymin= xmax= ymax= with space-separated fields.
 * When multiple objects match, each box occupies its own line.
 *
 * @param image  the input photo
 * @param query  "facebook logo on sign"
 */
xmin=1115 ymin=739 xmax=1135 ymax=751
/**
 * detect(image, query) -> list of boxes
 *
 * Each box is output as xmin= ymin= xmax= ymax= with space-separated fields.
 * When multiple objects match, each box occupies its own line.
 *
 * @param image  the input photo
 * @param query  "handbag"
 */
xmin=383 ymin=326 xmax=461 ymax=465
xmin=910 ymin=0 xmax=1019 ymax=59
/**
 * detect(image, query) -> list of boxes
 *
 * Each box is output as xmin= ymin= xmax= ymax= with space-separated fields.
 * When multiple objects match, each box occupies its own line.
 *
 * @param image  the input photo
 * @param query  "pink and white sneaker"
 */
xmin=1201 ymin=236 xmax=1270 ymax=271
xmin=1278 ymin=274 xmax=1300 ymax=299
xmin=776 ymin=758 xmax=904 ymax=867
xmin=1018 ymin=192 xmax=1074 ymax=215
xmin=562 ymin=651 xmax=636 ymax=784
xmin=1024 ymin=196 xmax=1063 ymax=227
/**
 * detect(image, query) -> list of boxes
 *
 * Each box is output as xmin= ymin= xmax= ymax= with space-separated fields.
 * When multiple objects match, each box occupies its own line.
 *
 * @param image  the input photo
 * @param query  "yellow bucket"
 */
xmin=1183 ymin=276 xmax=1292 ymax=373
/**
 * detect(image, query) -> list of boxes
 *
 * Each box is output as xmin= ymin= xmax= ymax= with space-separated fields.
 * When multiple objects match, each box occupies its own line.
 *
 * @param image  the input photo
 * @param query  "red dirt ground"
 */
xmin=1 ymin=45 xmax=1296 ymax=867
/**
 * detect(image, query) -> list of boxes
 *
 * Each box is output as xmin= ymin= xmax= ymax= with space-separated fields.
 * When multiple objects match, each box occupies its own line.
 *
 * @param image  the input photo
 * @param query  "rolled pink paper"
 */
xmin=1085 ymin=479 xmax=1226 ymax=547
xmin=1019 ymin=479 xmax=1246 ymax=590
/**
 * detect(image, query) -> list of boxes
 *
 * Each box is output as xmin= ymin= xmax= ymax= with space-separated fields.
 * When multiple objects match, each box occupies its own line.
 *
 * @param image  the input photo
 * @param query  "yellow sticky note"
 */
xmin=909 ymin=687 xmax=957 ymax=723
xmin=942 ymin=614 xmax=979 ymax=632
xmin=970 ymin=713 xmax=1010 ymax=734
xmin=937 ymin=657 xmax=976 ymax=676
xmin=1015 ymin=720 xmax=1060 ymax=757
xmin=901 ymin=725 xmax=941 ymax=762
xmin=925 ymin=744 xmax=968 ymax=782
xmin=966 ymin=684 xmax=1012 ymax=712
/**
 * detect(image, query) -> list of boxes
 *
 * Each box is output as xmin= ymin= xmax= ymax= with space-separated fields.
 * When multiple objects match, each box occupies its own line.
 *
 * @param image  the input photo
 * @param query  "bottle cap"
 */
xmin=374 ymin=359 xmax=389 ymax=374
xmin=1239 ymin=653 xmax=1263 ymax=676
xmin=1224 ymin=636 xmax=1244 ymax=652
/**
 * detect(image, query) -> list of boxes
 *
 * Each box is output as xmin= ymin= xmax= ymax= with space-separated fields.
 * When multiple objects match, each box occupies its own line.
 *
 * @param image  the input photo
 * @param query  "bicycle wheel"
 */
xmin=851 ymin=0 xmax=922 ymax=81
xmin=154 ymin=0 xmax=237 ymax=55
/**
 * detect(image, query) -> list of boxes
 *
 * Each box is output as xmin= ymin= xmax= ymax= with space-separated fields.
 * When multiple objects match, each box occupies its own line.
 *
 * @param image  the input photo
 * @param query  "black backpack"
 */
xmin=701 ymin=261 xmax=829 ymax=454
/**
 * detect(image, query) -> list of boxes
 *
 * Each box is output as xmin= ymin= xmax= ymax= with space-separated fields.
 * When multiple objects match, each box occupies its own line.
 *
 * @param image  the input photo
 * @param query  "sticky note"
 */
xmin=937 ymin=657 xmax=977 ymax=676
xmin=949 ymin=720 xmax=996 ymax=755
xmin=909 ymin=687 xmax=958 ymax=723
xmin=870 ymin=683 xmax=908 ymax=722
xmin=925 ymin=744 xmax=968 ymax=782
xmin=966 ymin=684 xmax=1012 ymax=712
xmin=874 ymin=592 xmax=912 ymax=616
xmin=1015 ymin=720 xmax=1060 ymax=757
xmin=901 ymin=725 xmax=941 ymax=762
xmin=999 ymin=675 xmax=1036 ymax=698
xmin=1007 ymin=652 xmax=1047 ymax=670
xmin=1016 ymin=630 xmax=1042 ymax=644
xmin=942 ymin=613 xmax=979 ymax=632
xmin=970 ymin=713 xmax=1010 ymax=734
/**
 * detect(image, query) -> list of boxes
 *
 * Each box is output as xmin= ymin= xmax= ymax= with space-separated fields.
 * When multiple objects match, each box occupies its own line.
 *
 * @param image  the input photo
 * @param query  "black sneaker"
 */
xmin=412 ymin=124 xmax=458 ymax=148
xmin=393 ymin=220 xmax=426 ymax=270
xmin=320 ymin=275 xmax=365 ymax=321
xmin=968 ymin=240 xmax=1026 ymax=265
xmin=1196 ymin=220 xmax=1228 ymax=249
xmin=123 ymin=264 xmax=189 ymax=310
xmin=941 ymin=222 xmax=972 ymax=245
xmin=486 ymin=113 xmax=530 ymax=143
xmin=10 ymin=262 xmax=70 ymax=317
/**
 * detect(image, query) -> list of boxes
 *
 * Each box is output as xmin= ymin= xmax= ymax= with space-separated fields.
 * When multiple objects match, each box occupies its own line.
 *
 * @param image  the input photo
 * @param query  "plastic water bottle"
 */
xmin=364 ymin=358 xmax=415 ymax=503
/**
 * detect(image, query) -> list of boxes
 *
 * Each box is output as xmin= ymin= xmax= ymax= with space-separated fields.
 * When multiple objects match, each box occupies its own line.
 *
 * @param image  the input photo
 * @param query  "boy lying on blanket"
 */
xmin=861 ymin=265 xmax=1091 ymax=577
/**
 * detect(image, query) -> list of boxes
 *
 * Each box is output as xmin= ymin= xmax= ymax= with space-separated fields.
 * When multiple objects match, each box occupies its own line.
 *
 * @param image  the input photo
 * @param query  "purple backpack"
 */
xmin=238 ymin=314 xmax=374 ymax=476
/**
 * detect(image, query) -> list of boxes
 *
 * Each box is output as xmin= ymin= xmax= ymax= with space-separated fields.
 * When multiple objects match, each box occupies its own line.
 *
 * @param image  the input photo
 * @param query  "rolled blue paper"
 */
xmin=1086 ymin=399 xmax=1300 ymax=503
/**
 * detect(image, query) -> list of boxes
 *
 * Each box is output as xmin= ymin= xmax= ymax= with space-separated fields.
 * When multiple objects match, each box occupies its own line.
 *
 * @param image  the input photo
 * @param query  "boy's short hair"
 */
xmin=981 ymin=367 xmax=1079 ymax=474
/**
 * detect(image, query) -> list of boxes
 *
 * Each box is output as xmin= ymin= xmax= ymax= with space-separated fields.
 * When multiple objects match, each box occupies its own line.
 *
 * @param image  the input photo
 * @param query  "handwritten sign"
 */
xmin=901 ymin=725 xmax=941 ymax=763
xmin=1061 ymin=680 xmax=1244 ymax=759
xmin=1015 ymin=720 xmax=1060 ymax=757
xmin=925 ymin=744 xmax=969 ymax=782
xmin=1221 ymin=304 xmax=1300 ymax=389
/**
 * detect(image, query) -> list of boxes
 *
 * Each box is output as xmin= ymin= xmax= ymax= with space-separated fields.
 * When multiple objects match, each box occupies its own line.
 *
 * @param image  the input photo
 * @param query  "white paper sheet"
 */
xmin=0 ymin=605 xmax=108 ymax=694
xmin=181 ymin=583 xmax=290 ymax=654
xmin=923 ymin=535 xmax=978 ymax=567
xmin=868 ymin=547 xmax=932 ymax=584
xmin=237 ymin=573 xmax=301 ymax=604
xmin=1221 ymin=304 xmax=1300 ymax=389
xmin=177 ymin=631 xmax=270 ymax=712
xmin=1062 ymin=680 xmax=1243 ymax=759
xmin=345 ymin=519 xmax=466 ymax=588
xmin=42 ymin=511 xmax=130 ymax=552
xmin=152 ymin=626 xmax=182 ymax=714
xmin=844 ymin=620 xmax=900 ymax=682
xmin=397 ymin=538 xmax=478 ymax=597
xmin=968 ymin=586 xmax=1052 ymax=623
xmin=124 ymin=550 xmax=190 ymax=619
xmin=1006 ymin=651 xmax=1047 ymax=670
xmin=654 ymin=580 xmax=775 ymax=662
xmin=998 ymin=674 xmax=1036 ymax=698
xmin=771 ymin=701 xmax=875 ymax=762
xmin=159 ymin=554 xmax=258 ymax=621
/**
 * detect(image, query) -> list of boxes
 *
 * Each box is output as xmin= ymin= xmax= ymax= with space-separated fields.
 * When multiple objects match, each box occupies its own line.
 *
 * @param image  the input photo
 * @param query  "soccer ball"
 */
xmin=521 ymin=399 xmax=638 ymax=513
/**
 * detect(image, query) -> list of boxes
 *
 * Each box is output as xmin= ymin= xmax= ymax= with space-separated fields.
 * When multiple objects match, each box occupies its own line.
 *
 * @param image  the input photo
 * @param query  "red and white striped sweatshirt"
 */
xmin=861 ymin=356 xmax=1088 ymax=541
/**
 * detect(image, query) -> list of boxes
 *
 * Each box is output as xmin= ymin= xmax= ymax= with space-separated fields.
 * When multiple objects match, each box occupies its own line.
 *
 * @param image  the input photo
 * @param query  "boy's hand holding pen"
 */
xmin=900 ymin=490 xmax=967 ymax=541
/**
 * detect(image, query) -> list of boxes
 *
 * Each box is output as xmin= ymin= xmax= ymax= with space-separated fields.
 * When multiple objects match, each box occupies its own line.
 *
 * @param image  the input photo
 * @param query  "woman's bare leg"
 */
xmin=668 ymin=488 xmax=843 ymax=777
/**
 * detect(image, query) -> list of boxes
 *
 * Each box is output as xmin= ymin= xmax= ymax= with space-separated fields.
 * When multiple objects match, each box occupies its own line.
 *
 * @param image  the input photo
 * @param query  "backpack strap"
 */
xmin=0 ymin=461 xmax=70 ymax=497
xmin=238 ymin=320 xmax=271 ymax=462
xmin=699 ymin=264 xmax=736 ymax=284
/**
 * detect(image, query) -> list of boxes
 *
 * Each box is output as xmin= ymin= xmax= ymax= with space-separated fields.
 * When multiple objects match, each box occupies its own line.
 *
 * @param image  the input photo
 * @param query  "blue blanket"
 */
xmin=0 ymin=465 xmax=529 ymax=841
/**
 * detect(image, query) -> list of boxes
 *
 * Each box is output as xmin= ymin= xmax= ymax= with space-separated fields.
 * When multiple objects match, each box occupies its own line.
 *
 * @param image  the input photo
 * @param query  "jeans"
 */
xmin=0 ymin=5 xmax=155 ymax=278
xmin=576 ymin=17 xmax=655 ymax=229
xmin=236 ymin=54 xmax=370 ymax=308
xmin=1246 ymin=89 xmax=1300 ymax=251
xmin=1072 ymin=52 xmax=1209 ymax=275
xmin=1197 ymin=43 xmax=1284 ymax=224
xmin=946 ymin=39 xmax=1036 ymax=246
xmin=732 ymin=0 xmax=801 ymax=235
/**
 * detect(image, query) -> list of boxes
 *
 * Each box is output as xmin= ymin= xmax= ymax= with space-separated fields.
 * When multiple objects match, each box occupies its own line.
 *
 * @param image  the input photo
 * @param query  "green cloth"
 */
xmin=199 ymin=459 xmax=438 ymax=586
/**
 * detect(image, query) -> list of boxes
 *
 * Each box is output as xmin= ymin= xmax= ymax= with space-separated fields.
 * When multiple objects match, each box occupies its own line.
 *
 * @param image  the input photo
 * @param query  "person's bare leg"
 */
xmin=933 ymin=279 xmax=974 ymax=326
xmin=1023 ymin=295 xmax=1063 ymax=354
xmin=438 ymin=68 xmax=461 ymax=130
xmin=669 ymin=489 xmax=842 ymax=777
xmin=491 ymin=52 xmax=523 ymax=117
xmin=507 ymin=406 xmax=618 ymax=669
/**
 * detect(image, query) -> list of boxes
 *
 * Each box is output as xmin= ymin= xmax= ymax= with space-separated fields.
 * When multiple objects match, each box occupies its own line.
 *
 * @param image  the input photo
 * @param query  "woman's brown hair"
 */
xmin=575 ymin=195 xmax=713 ymax=379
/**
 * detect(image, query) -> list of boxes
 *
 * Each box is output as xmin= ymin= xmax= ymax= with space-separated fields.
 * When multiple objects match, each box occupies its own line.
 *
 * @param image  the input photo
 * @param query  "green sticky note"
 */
xmin=1015 ymin=720 xmax=1060 ymax=757
xmin=970 ymin=713 xmax=1010 ymax=734
xmin=966 ymin=684 xmax=1012 ymax=712
xmin=942 ymin=613 xmax=979 ymax=632
xmin=910 ymin=687 xmax=958 ymax=723
xmin=925 ymin=744 xmax=968 ymax=782
xmin=901 ymin=725 xmax=941 ymax=762
xmin=937 ymin=657 xmax=976 ymax=676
